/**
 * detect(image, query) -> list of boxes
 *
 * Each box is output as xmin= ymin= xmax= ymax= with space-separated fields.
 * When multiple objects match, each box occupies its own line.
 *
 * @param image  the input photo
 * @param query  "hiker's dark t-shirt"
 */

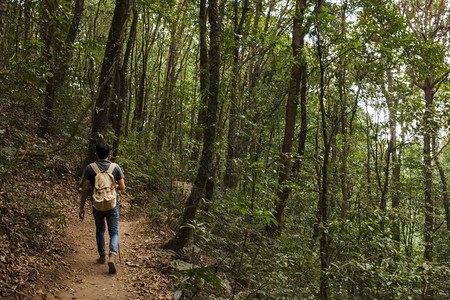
xmin=83 ymin=160 xmax=125 ymax=204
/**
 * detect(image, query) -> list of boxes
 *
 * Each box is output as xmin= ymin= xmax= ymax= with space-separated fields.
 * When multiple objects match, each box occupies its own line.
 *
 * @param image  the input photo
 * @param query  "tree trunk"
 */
xmin=112 ymin=2 xmax=137 ymax=155
xmin=66 ymin=0 xmax=84 ymax=45
xmin=314 ymin=1 xmax=328 ymax=298
xmin=39 ymin=0 xmax=85 ymax=136
xmin=131 ymin=12 xmax=152 ymax=132
xmin=317 ymin=42 xmax=330 ymax=300
xmin=385 ymin=69 xmax=401 ymax=242
xmin=422 ymin=82 xmax=433 ymax=300
xmin=432 ymin=138 xmax=449 ymax=232
xmin=155 ymin=0 xmax=186 ymax=151
xmin=124 ymin=39 xmax=135 ymax=138
xmin=38 ymin=0 xmax=57 ymax=137
xmin=223 ymin=0 xmax=249 ymax=189
xmin=400 ymin=2 xmax=449 ymax=274
xmin=23 ymin=0 xmax=31 ymax=43
xmin=423 ymin=81 xmax=434 ymax=263
xmin=55 ymin=0 xmax=85 ymax=89
xmin=190 ymin=0 xmax=209 ymax=163
xmin=338 ymin=2 xmax=349 ymax=220
xmin=247 ymin=0 xmax=263 ymax=96
xmin=84 ymin=0 xmax=130 ymax=166
xmin=269 ymin=0 xmax=308 ymax=235
xmin=391 ymin=140 xmax=401 ymax=237
xmin=364 ymin=100 xmax=374 ymax=203
xmin=401 ymin=0 xmax=448 ymax=267
xmin=292 ymin=54 xmax=308 ymax=175
xmin=0 ymin=0 xmax=8 ymax=68
xmin=163 ymin=0 xmax=221 ymax=252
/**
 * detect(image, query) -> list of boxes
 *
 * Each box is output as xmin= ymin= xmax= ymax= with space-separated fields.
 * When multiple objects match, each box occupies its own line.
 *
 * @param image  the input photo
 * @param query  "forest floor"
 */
xmin=54 ymin=197 xmax=176 ymax=300
xmin=1 ymin=172 xmax=177 ymax=300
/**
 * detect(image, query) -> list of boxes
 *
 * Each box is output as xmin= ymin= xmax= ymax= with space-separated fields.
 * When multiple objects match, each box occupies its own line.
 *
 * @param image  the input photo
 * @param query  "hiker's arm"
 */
xmin=117 ymin=178 xmax=125 ymax=191
xmin=79 ymin=180 xmax=90 ymax=220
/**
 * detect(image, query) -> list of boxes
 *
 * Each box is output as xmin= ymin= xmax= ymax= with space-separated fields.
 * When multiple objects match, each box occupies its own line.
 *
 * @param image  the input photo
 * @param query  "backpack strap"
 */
xmin=90 ymin=162 xmax=116 ymax=174
xmin=106 ymin=163 xmax=117 ymax=174
xmin=90 ymin=162 xmax=101 ymax=174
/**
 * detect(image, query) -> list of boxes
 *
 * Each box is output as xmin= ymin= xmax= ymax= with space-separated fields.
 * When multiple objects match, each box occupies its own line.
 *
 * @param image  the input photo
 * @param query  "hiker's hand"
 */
xmin=79 ymin=207 xmax=85 ymax=220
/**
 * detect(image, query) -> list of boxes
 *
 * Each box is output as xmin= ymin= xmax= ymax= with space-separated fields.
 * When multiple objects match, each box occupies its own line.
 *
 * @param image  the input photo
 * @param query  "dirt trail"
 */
xmin=55 ymin=208 xmax=174 ymax=300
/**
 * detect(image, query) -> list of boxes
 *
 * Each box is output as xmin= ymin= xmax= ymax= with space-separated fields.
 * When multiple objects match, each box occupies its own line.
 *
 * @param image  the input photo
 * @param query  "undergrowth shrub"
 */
xmin=179 ymin=187 xmax=321 ymax=299
xmin=327 ymin=208 xmax=450 ymax=299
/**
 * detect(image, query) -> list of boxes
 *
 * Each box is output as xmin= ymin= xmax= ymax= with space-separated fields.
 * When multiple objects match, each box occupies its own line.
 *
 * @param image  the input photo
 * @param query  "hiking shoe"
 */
xmin=108 ymin=254 xmax=117 ymax=274
xmin=97 ymin=253 xmax=107 ymax=264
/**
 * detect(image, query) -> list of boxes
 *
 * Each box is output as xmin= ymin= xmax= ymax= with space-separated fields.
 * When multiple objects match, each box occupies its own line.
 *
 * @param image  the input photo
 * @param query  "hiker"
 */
xmin=79 ymin=142 xmax=125 ymax=274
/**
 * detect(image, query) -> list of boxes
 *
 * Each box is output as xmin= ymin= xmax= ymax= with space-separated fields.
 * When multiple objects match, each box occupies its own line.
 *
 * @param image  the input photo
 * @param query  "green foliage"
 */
xmin=116 ymin=153 xmax=161 ymax=192
xmin=184 ymin=187 xmax=318 ymax=298
xmin=326 ymin=208 xmax=449 ymax=299
xmin=171 ymin=259 xmax=223 ymax=299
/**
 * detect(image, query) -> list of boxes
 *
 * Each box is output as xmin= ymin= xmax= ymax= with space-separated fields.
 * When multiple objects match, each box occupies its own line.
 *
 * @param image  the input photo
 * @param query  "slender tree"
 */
xmin=84 ymin=0 xmax=131 ymax=165
xmin=164 ymin=0 xmax=221 ymax=252
xmin=223 ymin=0 xmax=249 ymax=189
xmin=401 ymin=0 xmax=449 ymax=263
xmin=38 ymin=0 xmax=57 ymax=137
xmin=190 ymin=0 xmax=209 ymax=163
xmin=315 ymin=5 xmax=332 ymax=298
xmin=383 ymin=69 xmax=402 ymax=241
xmin=155 ymin=0 xmax=188 ymax=150
xmin=111 ymin=1 xmax=138 ymax=155
xmin=399 ymin=3 xmax=450 ymax=298
xmin=23 ymin=0 xmax=32 ymax=43
xmin=55 ymin=0 xmax=85 ymax=89
xmin=0 ymin=0 xmax=8 ymax=68
xmin=38 ymin=0 xmax=85 ymax=136
xmin=432 ymin=137 xmax=449 ymax=231
xmin=270 ymin=0 xmax=313 ymax=234
xmin=131 ymin=9 xmax=152 ymax=132
xmin=337 ymin=1 xmax=349 ymax=219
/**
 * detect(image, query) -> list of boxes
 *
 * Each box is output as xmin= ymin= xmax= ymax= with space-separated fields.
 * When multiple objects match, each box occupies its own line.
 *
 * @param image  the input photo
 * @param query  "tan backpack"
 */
xmin=90 ymin=162 xmax=117 ymax=211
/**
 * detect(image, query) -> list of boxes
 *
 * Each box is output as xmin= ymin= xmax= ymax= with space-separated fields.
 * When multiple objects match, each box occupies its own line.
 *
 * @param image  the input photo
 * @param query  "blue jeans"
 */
xmin=92 ymin=205 xmax=119 ymax=256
